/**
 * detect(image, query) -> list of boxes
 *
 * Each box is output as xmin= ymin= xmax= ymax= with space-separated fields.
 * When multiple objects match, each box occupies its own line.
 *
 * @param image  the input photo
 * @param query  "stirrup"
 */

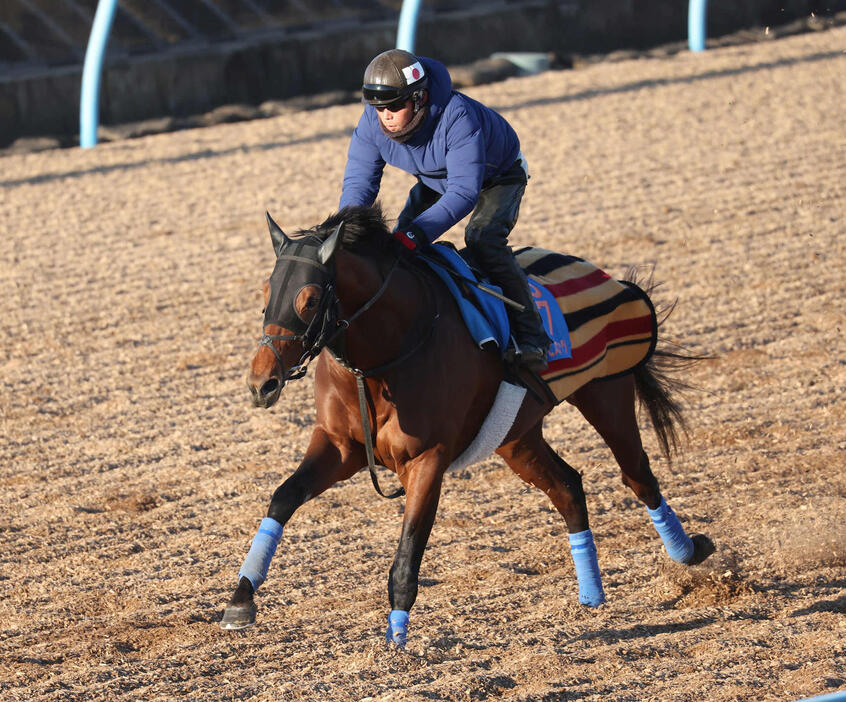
xmin=518 ymin=346 xmax=548 ymax=373
xmin=504 ymin=342 xmax=548 ymax=373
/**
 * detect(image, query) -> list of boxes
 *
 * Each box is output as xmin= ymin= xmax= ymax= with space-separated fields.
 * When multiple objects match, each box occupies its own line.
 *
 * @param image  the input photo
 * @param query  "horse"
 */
xmin=221 ymin=204 xmax=713 ymax=645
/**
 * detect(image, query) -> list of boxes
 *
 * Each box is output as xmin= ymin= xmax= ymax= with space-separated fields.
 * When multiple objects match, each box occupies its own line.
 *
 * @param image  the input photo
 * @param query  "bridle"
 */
xmin=258 ymin=254 xmax=405 ymax=383
xmin=259 ymin=278 xmax=340 ymax=384
xmin=258 ymin=245 xmax=440 ymax=499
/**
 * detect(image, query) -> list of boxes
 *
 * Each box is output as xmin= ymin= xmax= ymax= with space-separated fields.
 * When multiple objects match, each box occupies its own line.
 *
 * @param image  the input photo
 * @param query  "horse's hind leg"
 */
xmin=497 ymin=424 xmax=605 ymax=606
xmin=571 ymin=375 xmax=659 ymax=507
xmin=571 ymin=375 xmax=696 ymax=564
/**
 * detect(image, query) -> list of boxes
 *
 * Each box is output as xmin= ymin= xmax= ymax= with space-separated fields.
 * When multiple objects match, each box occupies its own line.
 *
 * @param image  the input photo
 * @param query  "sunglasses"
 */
xmin=375 ymin=98 xmax=409 ymax=113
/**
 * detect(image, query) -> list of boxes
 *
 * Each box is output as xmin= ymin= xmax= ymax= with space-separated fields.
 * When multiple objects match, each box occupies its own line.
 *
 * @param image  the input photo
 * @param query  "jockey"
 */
xmin=339 ymin=49 xmax=551 ymax=372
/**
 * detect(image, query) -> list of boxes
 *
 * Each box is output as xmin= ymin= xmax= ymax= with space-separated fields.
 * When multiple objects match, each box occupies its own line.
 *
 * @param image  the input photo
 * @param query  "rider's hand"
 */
xmin=392 ymin=224 xmax=425 ymax=252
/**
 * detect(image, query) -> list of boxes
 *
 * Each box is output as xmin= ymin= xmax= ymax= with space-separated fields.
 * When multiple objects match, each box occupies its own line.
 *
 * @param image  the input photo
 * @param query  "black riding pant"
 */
xmin=397 ymin=158 xmax=548 ymax=349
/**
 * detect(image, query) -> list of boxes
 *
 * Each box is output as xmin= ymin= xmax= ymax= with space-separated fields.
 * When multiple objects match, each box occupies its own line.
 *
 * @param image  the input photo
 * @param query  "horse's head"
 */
xmin=247 ymin=212 xmax=344 ymax=408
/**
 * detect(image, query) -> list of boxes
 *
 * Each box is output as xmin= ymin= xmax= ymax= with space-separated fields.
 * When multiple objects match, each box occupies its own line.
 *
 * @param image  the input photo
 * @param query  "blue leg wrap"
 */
xmin=647 ymin=497 xmax=694 ymax=563
xmin=568 ymin=529 xmax=605 ymax=607
xmin=385 ymin=609 xmax=409 ymax=647
xmin=238 ymin=517 xmax=283 ymax=591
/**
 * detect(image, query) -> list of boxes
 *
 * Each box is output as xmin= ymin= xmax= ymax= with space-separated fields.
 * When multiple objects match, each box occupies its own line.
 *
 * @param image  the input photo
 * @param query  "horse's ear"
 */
xmin=266 ymin=211 xmax=290 ymax=255
xmin=318 ymin=221 xmax=344 ymax=265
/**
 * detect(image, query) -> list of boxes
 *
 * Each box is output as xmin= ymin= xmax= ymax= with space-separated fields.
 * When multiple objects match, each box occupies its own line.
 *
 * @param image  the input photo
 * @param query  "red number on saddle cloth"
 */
xmin=531 ymin=283 xmax=555 ymax=330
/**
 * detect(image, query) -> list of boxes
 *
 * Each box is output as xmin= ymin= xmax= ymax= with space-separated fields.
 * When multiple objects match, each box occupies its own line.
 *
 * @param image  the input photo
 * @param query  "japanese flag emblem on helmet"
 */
xmin=402 ymin=62 xmax=425 ymax=85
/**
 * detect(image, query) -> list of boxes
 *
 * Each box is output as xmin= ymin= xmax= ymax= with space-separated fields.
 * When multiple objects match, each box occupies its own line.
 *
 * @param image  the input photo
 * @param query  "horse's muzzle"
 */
xmin=248 ymin=376 xmax=284 ymax=408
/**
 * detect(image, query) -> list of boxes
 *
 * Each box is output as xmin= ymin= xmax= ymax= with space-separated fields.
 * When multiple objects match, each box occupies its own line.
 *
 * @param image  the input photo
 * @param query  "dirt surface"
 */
xmin=1 ymin=27 xmax=844 ymax=701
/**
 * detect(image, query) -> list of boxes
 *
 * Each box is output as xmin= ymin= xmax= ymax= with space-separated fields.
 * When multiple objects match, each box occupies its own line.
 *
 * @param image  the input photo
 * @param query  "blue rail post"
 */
xmin=80 ymin=0 xmax=118 ymax=148
xmin=793 ymin=692 xmax=846 ymax=702
xmin=688 ymin=0 xmax=707 ymax=52
xmin=396 ymin=0 xmax=423 ymax=52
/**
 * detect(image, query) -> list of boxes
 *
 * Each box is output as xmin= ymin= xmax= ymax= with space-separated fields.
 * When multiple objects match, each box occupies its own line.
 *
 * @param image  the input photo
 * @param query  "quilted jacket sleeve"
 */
xmin=339 ymin=112 xmax=386 ymax=210
xmin=410 ymin=100 xmax=485 ymax=243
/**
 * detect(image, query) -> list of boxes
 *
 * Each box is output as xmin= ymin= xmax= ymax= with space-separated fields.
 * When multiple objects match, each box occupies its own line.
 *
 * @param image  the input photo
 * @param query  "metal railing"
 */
xmin=0 ymin=0 xmax=715 ymax=147
xmin=1 ymin=0 xmax=516 ymax=70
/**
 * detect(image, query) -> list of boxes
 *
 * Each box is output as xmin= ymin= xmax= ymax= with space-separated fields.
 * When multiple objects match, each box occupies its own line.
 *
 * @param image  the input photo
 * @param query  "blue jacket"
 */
xmin=339 ymin=57 xmax=520 ymax=244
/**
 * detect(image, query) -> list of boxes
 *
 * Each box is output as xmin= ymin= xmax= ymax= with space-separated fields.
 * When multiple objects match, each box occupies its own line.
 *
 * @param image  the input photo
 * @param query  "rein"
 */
xmin=340 ymin=264 xmax=440 ymax=499
xmin=260 ymin=257 xmax=400 ymax=383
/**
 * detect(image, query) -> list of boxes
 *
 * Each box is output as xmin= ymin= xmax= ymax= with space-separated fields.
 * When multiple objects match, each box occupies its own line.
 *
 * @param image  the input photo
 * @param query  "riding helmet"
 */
xmin=361 ymin=49 xmax=428 ymax=107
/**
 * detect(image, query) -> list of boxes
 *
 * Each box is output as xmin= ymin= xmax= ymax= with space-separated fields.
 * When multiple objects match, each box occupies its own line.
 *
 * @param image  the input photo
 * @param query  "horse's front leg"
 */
xmin=220 ymin=427 xmax=364 ymax=629
xmin=385 ymin=456 xmax=445 ymax=647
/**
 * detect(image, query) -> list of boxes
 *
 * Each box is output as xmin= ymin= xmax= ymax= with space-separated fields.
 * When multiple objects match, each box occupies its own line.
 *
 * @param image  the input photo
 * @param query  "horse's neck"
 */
xmin=334 ymin=249 xmax=427 ymax=369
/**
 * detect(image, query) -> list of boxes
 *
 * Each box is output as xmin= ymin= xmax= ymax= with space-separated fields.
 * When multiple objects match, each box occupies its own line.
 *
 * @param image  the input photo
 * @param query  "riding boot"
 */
xmin=468 ymin=237 xmax=551 ymax=371
xmin=492 ymin=254 xmax=552 ymax=372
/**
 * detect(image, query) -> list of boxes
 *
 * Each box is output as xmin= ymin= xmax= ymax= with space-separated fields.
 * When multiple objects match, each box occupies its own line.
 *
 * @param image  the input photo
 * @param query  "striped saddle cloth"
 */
xmin=515 ymin=247 xmax=658 ymax=403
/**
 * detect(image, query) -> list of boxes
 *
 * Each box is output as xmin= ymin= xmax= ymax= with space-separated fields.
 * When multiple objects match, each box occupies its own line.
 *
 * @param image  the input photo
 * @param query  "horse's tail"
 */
xmin=626 ymin=268 xmax=710 ymax=461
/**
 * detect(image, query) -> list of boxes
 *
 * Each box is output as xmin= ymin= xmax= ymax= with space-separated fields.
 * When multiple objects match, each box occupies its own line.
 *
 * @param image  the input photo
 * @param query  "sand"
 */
xmin=1 ymin=26 xmax=844 ymax=701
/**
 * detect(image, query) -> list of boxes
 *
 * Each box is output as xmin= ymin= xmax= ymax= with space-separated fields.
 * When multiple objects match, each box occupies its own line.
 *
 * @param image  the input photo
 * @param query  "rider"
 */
xmin=339 ymin=49 xmax=551 ymax=371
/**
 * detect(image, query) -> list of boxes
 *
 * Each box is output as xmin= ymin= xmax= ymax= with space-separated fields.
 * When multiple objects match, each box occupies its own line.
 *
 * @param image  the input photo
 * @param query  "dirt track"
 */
xmin=1 ymin=27 xmax=844 ymax=701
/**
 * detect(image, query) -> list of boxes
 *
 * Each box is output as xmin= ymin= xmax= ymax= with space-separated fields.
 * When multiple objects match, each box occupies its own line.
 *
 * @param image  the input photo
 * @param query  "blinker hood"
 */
xmin=264 ymin=263 xmax=320 ymax=333
xmin=262 ymin=212 xmax=344 ymax=332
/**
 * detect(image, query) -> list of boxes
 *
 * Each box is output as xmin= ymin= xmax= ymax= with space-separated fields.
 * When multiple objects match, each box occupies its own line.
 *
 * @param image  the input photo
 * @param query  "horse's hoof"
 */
xmin=579 ymin=593 xmax=606 ymax=607
xmin=686 ymin=534 xmax=716 ymax=566
xmin=220 ymin=603 xmax=257 ymax=630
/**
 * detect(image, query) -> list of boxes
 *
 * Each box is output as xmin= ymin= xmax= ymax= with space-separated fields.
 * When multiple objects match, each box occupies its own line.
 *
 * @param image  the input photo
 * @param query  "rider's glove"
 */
xmin=392 ymin=224 xmax=425 ymax=252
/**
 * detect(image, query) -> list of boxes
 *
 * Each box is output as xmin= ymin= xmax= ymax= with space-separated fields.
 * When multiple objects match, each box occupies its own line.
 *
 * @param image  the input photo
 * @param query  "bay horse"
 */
xmin=221 ymin=204 xmax=712 ymax=645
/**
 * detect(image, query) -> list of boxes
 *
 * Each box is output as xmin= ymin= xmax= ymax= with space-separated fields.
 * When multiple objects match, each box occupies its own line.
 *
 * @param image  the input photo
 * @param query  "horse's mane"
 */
xmin=294 ymin=204 xmax=392 ymax=256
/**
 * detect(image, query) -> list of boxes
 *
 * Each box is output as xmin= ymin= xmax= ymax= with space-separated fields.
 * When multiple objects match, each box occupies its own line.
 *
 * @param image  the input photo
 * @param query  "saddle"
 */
xmin=422 ymin=244 xmax=659 ymax=403
xmin=420 ymin=242 xmax=571 ymax=360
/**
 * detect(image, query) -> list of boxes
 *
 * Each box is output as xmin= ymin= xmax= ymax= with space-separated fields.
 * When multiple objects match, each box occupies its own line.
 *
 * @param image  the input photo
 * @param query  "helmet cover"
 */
xmin=362 ymin=49 xmax=428 ymax=106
